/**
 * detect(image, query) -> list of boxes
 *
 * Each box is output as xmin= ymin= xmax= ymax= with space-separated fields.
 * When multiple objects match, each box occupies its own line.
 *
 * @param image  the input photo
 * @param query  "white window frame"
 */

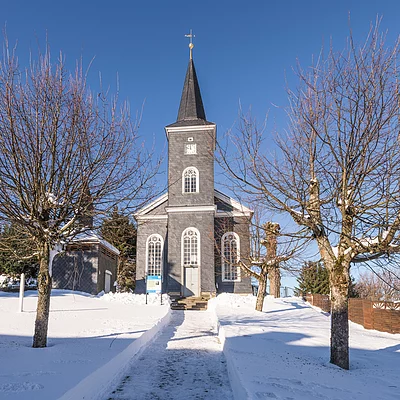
xmin=181 ymin=227 xmax=200 ymax=267
xmin=146 ymin=234 xmax=164 ymax=276
xmin=182 ymin=166 xmax=199 ymax=194
xmin=222 ymin=232 xmax=241 ymax=282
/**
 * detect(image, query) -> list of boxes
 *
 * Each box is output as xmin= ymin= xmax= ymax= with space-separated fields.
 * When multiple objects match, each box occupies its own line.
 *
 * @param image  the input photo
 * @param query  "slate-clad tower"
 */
xmin=134 ymin=45 xmax=253 ymax=298
xmin=164 ymin=59 xmax=217 ymax=297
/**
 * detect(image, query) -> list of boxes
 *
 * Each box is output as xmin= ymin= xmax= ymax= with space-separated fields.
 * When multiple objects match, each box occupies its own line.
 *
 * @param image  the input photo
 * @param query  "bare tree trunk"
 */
xmin=265 ymin=222 xmax=281 ymax=298
xmin=116 ymin=258 xmax=124 ymax=292
xmin=256 ymin=273 xmax=267 ymax=311
xmin=33 ymin=243 xmax=51 ymax=348
xmin=270 ymin=266 xmax=281 ymax=298
xmin=329 ymin=265 xmax=350 ymax=370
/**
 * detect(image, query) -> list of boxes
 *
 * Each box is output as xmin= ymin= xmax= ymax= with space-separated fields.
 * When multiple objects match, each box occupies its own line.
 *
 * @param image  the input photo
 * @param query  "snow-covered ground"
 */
xmin=0 ymin=290 xmax=170 ymax=399
xmin=105 ymin=310 xmax=233 ymax=400
xmin=211 ymin=294 xmax=400 ymax=400
xmin=0 ymin=290 xmax=399 ymax=400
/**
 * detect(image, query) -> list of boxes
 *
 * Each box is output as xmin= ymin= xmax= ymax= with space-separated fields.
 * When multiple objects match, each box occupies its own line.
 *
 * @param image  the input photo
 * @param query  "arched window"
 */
xmin=182 ymin=227 xmax=200 ymax=266
xmin=182 ymin=167 xmax=199 ymax=193
xmin=222 ymin=232 xmax=241 ymax=282
xmin=146 ymin=234 xmax=163 ymax=276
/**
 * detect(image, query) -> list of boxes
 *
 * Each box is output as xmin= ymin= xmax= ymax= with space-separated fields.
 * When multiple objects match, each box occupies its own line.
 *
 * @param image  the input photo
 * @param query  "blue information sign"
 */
xmin=146 ymin=275 xmax=162 ymax=294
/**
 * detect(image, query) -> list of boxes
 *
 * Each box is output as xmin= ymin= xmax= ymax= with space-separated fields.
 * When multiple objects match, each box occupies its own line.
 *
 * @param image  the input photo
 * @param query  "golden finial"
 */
xmin=185 ymin=29 xmax=195 ymax=60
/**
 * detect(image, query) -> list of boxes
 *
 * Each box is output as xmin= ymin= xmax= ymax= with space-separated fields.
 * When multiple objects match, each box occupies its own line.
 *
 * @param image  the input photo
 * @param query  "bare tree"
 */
xmin=355 ymin=269 xmax=400 ymax=301
xmin=250 ymin=222 xmax=281 ymax=310
xmin=219 ymin=20 xmax=400 ymax=369
xmin=265 ymin=223 xmax=281 ymax=298
xmin=241 ymin=218 xmax=302 ymax=311
xmin=0 ymin=39 xmax=159 ymax=347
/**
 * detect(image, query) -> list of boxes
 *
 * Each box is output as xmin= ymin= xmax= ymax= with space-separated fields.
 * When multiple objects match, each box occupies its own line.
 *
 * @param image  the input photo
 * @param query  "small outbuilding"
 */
xmin=52 ymin=230 xmax=119 ymax=295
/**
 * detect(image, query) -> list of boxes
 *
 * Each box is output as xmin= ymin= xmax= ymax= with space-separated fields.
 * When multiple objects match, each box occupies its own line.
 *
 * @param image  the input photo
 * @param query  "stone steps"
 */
xmin=170 ymin=296 xmax=209 ymax=311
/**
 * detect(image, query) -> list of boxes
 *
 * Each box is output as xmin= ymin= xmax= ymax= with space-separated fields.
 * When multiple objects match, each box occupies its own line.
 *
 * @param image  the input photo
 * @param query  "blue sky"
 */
xmin=3 ymin=1 xmax=399 ymax=156
xmin=2 ymin=1 xmax=400 ymax=288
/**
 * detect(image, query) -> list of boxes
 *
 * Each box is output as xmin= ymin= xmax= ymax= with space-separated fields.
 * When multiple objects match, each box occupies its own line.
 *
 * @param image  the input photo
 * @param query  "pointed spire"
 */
xmin=177 ymin=59 xmax=206 ymax=122
xmin=166 ymin=32 xmax=214 ymax=129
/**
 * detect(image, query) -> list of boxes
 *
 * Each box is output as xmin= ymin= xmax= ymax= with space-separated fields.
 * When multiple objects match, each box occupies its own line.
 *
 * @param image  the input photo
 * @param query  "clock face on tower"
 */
xmin=185 ymin=143 xmax=197 ymax=155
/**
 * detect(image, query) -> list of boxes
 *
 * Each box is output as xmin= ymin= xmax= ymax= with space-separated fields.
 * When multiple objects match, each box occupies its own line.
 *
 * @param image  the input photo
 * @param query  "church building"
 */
xmin=134 ymin=44 xmax=253 ymax=298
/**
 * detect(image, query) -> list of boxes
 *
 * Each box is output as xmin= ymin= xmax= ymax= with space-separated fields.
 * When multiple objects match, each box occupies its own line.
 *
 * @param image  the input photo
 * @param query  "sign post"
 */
xmin=18 ymin=273 xmax=25 ymax=313
xmin=146 ymin=275 xmax=162 ymax=305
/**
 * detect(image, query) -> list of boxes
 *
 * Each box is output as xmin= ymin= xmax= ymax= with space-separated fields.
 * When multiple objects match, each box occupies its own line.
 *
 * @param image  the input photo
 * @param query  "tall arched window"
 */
xmin=222 ymin=232 xmax=241 ymax=282
xmin=146 ymin=234 xmax=163 ymax=276
xmin=182 ymin=227 xmax=200 ymax=266
xmin=182 ymin=167 xmax=199 ymax=193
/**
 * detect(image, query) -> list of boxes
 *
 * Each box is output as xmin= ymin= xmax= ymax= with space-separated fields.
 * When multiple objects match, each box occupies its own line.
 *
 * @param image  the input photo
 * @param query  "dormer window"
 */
xmin=183 ymin=167 xmax=199 ymax=193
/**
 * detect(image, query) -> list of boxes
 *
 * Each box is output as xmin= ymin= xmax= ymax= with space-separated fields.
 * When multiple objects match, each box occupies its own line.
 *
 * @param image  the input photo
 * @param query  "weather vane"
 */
xmin=185 ymin=29 xmax=195 ymax=60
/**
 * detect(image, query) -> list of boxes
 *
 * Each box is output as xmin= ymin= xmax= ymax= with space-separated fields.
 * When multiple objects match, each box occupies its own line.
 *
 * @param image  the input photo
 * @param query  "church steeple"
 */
xmin=165 ymin=31 xmax=214 ymax=129
xmin=177 ymin=59 xmax=206 ymax=122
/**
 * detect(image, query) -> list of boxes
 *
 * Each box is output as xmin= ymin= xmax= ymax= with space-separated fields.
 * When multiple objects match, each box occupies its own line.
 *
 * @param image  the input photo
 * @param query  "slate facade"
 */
xmin=135 ymin=56 xmax=252 ymax=297
xmin=52 ymin=231 xmax=119 ymax=295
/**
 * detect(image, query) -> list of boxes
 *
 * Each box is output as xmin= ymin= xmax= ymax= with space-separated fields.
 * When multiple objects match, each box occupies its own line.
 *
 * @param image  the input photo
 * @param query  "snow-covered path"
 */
xmin=105 ymin=310 xmax=234 ymax=400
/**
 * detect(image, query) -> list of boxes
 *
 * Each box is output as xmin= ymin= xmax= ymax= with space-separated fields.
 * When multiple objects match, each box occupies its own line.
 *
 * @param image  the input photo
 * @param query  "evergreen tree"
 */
xmin=101 ymin=208 xmax=137 ymax=292
xmin=295 ymin=261 xmax=359 ymax=298
xmin=295 ymin=261 xmax=330 ymax=296
xmin=348 ymin=276 xmax=359 ymax=298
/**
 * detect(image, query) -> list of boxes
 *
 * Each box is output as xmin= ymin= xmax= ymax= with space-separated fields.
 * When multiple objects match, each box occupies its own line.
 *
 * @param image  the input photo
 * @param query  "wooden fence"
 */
xmin=305 ymin=294 xmax=400 ymax=334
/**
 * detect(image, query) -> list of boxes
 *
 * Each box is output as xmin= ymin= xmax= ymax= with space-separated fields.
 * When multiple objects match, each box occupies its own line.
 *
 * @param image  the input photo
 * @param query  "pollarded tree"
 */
xmin=219 ymin=20 xmax=400 ymax=369
xmin=240 ymin=219 xmax=302 ymax=311
xmin=266 ymin=224 xmax=281 ymax=299
xmin=0 ymin=38 xmax=159 ymax=348
xmin=254 ymin=222 xmax=281 ymax=309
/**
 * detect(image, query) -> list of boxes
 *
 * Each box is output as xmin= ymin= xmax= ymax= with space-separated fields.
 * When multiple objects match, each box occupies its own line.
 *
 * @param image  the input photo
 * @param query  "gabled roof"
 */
xmin=134 ymin=190 xmax=253 ymax=219
xmin=72 ymin=230 xmax=120 ymax=255
xmin=166 ymin=59 xmax=214 ymax=128
xmin=134 ymin=192 xmax=168 ymax=217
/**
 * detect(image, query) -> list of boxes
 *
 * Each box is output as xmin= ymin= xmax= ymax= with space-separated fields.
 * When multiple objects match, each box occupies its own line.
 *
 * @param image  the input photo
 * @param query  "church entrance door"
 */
xmin=183 ymin=266 xmax=199 ymax=297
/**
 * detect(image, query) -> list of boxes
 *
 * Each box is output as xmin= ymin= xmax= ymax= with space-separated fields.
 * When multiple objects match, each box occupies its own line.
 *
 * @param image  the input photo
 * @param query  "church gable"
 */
xmin=134 ymin=193 xmax=168 ymax=219
xmin=145 ymin=200 xmax=168 ymax=216
xmin=135 ymin=189 xmax=253 ymax=219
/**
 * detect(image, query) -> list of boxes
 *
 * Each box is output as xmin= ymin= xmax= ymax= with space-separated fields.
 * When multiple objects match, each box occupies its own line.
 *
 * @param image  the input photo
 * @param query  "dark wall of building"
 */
xmin=167 ymin=211 xmax=215 ymax=295
xmin=97 ymin=245 xmax=118 ymax=293
xmin=52 ymin=244 xmax=99 ymax=294
xmin=135 ymin=219 xmax=168 ymax=294
xmin=214 ymin=216 xmax=252 ymax=294
xmin=146 ymin=200 xmax=168 ymax=215
xmin=52 ymin=243 xmax=118 ymax=295
xmin=168 ymin=128 xmax=215 ymax=207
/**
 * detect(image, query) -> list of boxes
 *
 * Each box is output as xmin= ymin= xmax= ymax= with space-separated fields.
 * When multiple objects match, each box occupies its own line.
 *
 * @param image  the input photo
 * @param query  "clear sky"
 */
xmin=2 ymin=0 xmax=400 ymax=288
xmin=2 ymin=1 xmax=399 ymax=156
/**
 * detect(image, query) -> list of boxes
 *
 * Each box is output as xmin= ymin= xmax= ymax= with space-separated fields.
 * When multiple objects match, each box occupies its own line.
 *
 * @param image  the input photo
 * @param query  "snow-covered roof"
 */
xmin=214 ymin=189 xmax=253 ymax=216
xmin=72 ymin=230 xmax=120 ymax=255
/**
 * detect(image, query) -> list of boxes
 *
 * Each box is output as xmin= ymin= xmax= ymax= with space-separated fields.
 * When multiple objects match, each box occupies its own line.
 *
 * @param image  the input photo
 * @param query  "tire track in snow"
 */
xmin=105 ymin=310 xmax=234 ymax=400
